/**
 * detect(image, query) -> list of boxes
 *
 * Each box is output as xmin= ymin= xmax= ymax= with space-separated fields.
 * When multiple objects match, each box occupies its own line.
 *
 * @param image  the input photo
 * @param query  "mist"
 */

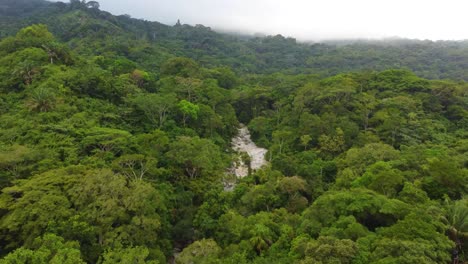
xmin=63 ymin=0 xmax=468 ymax=41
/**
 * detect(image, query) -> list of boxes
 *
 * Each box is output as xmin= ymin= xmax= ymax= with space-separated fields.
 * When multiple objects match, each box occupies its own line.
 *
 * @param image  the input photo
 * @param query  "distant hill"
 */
xmin=1 ymin=0 xmax=468 ymax=80
xmin=0 ymin=1 xmax=467 ymax=263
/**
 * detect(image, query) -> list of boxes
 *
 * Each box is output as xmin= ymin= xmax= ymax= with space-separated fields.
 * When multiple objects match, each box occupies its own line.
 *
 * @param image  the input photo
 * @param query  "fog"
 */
xmin=70 ymin=0 xmax=468 ymax=41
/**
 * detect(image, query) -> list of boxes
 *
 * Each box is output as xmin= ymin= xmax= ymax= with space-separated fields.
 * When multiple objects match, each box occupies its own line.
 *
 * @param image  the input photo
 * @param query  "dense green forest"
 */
xmin=2 ymin=0 xmax=468 ymax=80
xmin=0 ymin=0 xmax=467 ymax=263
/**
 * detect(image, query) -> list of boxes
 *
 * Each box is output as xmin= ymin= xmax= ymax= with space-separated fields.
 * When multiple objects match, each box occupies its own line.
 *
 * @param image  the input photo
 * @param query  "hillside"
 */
xmin=0 ymin=1 xmax=467 ymax=264
xmin=1 ymin=0 xmax=468 ymax=80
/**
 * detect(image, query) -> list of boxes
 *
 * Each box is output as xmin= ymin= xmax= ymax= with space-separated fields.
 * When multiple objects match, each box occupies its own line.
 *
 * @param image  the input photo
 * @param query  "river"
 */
xmin=230 ymin=124 xmax=268 ymax=178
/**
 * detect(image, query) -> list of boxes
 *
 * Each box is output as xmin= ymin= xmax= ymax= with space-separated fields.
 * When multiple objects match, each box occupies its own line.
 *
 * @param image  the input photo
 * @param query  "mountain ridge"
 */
xmin=1 ymin=0 xmax=468 ymax=80
xmin=0 ymin=1 xmax=467 ymax=263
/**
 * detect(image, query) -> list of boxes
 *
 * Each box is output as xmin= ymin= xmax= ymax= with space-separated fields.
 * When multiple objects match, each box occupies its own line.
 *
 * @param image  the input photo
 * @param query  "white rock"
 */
xmin=231 ymin=124 xmax=268 ymax=178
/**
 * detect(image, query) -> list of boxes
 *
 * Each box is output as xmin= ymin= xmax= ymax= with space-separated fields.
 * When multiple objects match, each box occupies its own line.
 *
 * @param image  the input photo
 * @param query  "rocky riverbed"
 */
xmin=231 ymin=124 xmax=268 ymax=177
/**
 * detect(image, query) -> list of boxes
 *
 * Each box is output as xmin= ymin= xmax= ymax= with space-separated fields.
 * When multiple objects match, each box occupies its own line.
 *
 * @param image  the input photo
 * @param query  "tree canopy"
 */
xmin=0 ymin=1 xmax=467 ymax=263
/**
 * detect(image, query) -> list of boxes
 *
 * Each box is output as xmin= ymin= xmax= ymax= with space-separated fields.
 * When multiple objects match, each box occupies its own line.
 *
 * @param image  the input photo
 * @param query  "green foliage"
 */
xmin=131 ymin=93 xmax=177 ymax=128
xmin=368 ymin=213 xmax=453 ymax=263
xmin=300 ymin=236 xmax=358 ymax=264
xmin=161 ymin=57 xmax=200 ymax=78
xmin=0 ymin=3 xmax=466 ymax=263
xmin=166 ymin=136 xmax=226 ymax=179
xmin=176 ymin=239 xmax=221 ymax=264
xmin=352 ymin=162 xmax=404 ymax=197
xmin=422 ymin=158 xmax=468 ymax=199
xmin=0 ymin=233 xmax=85 ymax=264
xmin=177 ymin=99 xmax=200 ymax=126
xmin=26 ymin=86 xmax=57 ymax=112
xmin=0 ymin=167 xmax=169 ymax=262
xmin=318 ymin=128 xmax=346 ymax=157
xmin=81 ymin=127 xmax=132 ymax=156
xmin=100 ymin=246 xmax=159 ymax=264
xmin=442 ymin=198 xmax=468 ymax=255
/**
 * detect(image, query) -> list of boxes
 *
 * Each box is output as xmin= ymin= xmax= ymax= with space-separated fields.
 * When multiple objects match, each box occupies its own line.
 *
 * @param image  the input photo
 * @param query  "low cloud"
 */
xmin=80 ymin=0 xmax=468 ymax=41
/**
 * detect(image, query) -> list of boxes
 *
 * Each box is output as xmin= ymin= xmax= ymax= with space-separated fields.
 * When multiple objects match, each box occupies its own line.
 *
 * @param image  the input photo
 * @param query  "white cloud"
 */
xmin=85 ymin=0 xmax=468 ymax=40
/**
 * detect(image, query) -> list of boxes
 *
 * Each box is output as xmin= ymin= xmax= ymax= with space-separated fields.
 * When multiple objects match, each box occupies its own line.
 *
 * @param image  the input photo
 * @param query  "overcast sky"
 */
xmin=81 ymin=0 xmax=468 ymax=41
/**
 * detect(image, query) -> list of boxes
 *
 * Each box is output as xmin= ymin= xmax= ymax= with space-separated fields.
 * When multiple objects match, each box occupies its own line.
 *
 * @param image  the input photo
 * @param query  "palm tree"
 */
xmin=42 ymin=44 xmax=59 ymax=64
xmin=442 ymin=199 xmax=468 ymax=263
xmin=26 ymin=87 xmax=56 ymax=112
xmin=249 ymin=224 xmax=274 ymax=254
xmin=12 ymin=60 xmax=39 ymax=85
